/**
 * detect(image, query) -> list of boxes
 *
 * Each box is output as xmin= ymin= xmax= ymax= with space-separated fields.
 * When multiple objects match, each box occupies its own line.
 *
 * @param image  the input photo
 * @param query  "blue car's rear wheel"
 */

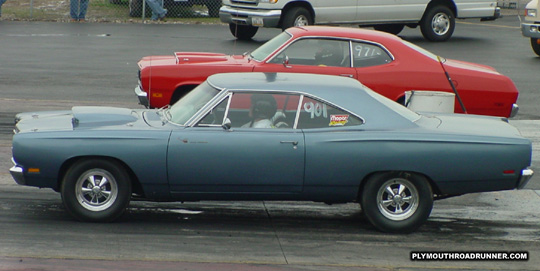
xmin=61 ymin=159 xmax=132 ymax=222
xmin=361 ymin=172 xmax=433 ymax=233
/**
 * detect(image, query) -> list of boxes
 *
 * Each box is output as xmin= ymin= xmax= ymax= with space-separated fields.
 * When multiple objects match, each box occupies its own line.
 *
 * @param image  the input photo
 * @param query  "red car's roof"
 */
xmin=286 ymin=26 xmax=403 ymax=44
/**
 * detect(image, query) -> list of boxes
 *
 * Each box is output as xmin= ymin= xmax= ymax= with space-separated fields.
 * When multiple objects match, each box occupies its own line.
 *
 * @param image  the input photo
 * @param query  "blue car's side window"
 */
xmin=221 ymin=92 xmax=301 ymax=129
xmin=296 ymin=96 xmax=363 ymax=129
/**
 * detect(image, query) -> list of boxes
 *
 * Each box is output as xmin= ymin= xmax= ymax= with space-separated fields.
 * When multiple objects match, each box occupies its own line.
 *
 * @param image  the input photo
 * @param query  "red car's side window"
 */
xmin=269 ymin=38 xmax=351 ymax=67
xmin=351 ymin=42 xmax=393 ymax=68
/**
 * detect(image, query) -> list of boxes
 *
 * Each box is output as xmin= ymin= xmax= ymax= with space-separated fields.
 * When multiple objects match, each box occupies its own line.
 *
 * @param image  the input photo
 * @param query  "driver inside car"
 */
xmin=242 ymin=94 xmax=278 ymax=128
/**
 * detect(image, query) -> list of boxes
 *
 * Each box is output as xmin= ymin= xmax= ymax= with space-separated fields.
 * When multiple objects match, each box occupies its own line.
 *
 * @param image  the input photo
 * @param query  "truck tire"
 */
xmin=229 ymin=23 xmax=259 ymax=40
xmin=420 ymin=5 xmax=455 ymax=42
xmin=532 ymin=38 xmax=540 ymax=56
xmin=373 ymin=24 xmax=405 ymax=35
xmin=281 ymin=7 xmax=313 ymax=30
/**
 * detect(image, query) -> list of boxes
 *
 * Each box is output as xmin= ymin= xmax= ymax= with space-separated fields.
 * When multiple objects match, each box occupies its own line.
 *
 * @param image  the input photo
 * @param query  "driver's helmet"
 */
xmin=251 ymin=94 xmax=277 ymax=119
xmin=314 ymin=41 xmax=343 ymax=66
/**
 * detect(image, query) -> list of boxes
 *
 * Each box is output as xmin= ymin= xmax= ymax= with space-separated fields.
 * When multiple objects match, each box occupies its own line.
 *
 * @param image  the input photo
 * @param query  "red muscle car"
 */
xmin=135 ymin=26 xmax=519 ymax=117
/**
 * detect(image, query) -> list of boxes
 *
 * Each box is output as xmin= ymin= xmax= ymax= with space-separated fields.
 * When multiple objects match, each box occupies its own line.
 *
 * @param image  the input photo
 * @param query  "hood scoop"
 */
xmin=175 ymin=52 xmax=228 ymax=64
xmin=72 ymin=106 xmax=137 ymax=129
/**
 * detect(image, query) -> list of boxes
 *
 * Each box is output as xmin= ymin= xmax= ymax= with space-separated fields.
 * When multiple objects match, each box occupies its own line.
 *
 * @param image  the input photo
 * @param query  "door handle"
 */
xmin=339 ymin=74 xmax=354 ymax=78
xmin=280 ymin=141 xmax=298 ymax=146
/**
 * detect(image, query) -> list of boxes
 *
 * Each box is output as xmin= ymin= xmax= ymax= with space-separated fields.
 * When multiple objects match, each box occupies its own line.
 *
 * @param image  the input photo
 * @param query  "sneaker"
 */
xmin=159 ymin=9 xmax=167 ymax=20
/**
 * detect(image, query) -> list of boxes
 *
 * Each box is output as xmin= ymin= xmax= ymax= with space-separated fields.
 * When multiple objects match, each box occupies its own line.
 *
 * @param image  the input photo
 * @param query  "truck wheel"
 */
xmin=420 ymin=5 xmax=455 ymax=42
xmin=281 ymin=7 xmax=313 ymax=30
xmin=360 ymin=172 xmax=433 ymax=233
xmin=61 ymin=159 xmax=132 ymax=222
xmin=373 ymin=24 xmax=405 ymax=35
xmin=229 ymin=23 xmax=258 ymax=40
xmin=531 ymin=38 xmax=540 ymax=56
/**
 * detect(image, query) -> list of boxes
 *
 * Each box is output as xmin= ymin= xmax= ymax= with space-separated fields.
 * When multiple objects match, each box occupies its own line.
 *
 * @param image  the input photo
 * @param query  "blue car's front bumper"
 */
xmin=9 ymin=158 xmax=25 ymax=185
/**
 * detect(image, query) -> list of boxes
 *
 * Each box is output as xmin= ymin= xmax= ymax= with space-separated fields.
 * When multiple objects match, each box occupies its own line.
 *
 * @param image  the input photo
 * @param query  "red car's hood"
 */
xmin=138 ymin=52 xmax=248 ymax=69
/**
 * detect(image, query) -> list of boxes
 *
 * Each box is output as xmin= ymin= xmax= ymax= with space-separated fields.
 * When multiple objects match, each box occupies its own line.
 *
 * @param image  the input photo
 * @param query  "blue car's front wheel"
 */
xmin=61 ymin=159 xmax=132 ymax=222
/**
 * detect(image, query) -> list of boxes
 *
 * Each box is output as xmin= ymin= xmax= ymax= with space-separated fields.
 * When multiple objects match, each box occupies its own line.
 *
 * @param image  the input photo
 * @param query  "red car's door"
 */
xmin=254 ymin=38 xmax=358 ymax=79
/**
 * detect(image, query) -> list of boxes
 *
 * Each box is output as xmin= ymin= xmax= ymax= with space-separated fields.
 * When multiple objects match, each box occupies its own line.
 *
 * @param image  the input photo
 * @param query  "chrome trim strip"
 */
xmin=9 ymin=158 xmax=26 ymax=185
xmin=220 ymin=5 xmax=282 ymax=18
xmin=134 ymin=85 xmax=149 ymax=107
xmin=517 ymin=168 xmax=534 ymax=189
xmin=510 ymin=104 xmax=519 ymax=118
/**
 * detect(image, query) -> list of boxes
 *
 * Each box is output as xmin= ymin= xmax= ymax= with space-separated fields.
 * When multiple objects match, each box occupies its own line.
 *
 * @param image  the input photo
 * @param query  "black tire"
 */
xmin=420 ymin=5 xmax=455 ymax=42
xmin=206 ymin=3 xmax=220 ymax=18
xmin=373 ymin=24 xmax=405 ymax=35
xmin=281 ymin=7 xmax=313 ymax=31
xmin=531 ymin=38 xmax=540 ymax=57
xmin=229 ymin=23 xmax=259 ymax=40
xmin=361 ymin=172 xmax=433 ymax=233
xmin=61 ymin=159 xmax=132 ymax=222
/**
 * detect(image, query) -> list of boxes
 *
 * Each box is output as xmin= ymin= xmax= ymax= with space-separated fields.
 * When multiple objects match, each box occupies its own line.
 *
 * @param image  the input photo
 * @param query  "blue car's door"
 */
xmin=167 ymin=127 xmax=305 ymax=194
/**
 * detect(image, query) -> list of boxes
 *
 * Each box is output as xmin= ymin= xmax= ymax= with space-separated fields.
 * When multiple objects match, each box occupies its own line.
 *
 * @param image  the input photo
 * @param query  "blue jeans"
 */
xmin=70 ymin=0 xmax=89 ymax=20
xmin=145 ymin=0 xmax=166 ymax=20
xmin=0 ymin=0 xmax=8 ymax=17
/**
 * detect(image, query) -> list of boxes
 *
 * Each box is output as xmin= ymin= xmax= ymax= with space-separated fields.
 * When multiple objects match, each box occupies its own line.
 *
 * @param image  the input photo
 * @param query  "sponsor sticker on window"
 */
xmin=329 ymin=114 xmax=349 ymax=126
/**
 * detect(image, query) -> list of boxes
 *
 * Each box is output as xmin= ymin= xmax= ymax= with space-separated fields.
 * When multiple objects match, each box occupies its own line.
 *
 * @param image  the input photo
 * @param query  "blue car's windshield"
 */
xmin=250 ymin=31 xmax=292 ymax=61
xmin=168 ymin=82 xmax=220 ymax=125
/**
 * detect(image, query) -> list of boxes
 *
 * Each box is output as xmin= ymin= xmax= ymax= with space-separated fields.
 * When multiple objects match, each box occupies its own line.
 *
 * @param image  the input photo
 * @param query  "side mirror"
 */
xmin=222 ymin=118 xmax=232 ymax=130
xmin=283 ymin=55 xmax=292 ymax=68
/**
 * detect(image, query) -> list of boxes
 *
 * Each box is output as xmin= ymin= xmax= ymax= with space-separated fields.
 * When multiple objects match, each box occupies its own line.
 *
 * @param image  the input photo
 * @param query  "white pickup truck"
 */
xmin=220 ymin=0 xmax=500 ymax=41
xmin=522 ymin=0 xmax=540 ymax=56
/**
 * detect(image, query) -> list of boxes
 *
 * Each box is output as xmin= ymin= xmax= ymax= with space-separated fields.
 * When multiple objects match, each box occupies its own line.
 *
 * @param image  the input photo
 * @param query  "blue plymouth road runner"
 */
xmin=10 ymin=72 xmax=533 ymax=233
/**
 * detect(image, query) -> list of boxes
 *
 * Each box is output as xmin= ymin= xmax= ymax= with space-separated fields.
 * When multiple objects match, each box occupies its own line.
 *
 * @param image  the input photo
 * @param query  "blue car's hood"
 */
xmin=71 ymin=106 xmax=138 ymax=129
xmin=14 ymin=106 xmax=145 ymax=133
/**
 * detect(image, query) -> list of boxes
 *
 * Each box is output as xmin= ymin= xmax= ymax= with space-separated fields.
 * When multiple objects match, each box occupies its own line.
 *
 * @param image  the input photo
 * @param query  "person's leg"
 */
xmin=78 ymin=0 xmax=89 ymax=20
xmin=70 ymin=0 xmax=79 ymax=20
xmin=145 ymin=0 xmax=160 ymax=20
xmin=0 ymin=0 xmax=7 ymax=17
xmin=145 ymin=0 xmax=165 ymax=20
